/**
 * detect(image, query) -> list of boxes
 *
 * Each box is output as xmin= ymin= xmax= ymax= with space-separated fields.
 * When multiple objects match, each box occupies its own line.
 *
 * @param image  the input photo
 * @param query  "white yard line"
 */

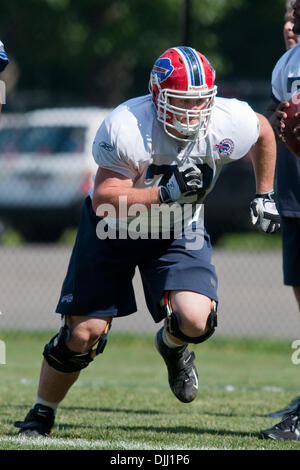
xmin=0 ymin=435 xmax=262 ymax=450
xmin=17 ymin=378 xmax=287 ymax=393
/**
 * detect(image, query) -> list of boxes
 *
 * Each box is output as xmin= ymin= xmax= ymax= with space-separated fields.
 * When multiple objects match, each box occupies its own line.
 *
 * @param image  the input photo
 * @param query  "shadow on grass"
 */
xmin=56 ymin=422 xmax=256 ymax=439
xmin=4 ymin=404 xmax=163 ymax=415
xmin=203 ymin=411 xmax=268 ymax=418
xmin=60 ymin=406 xmax=162 ymax=415
xmin=5 ymin=404 xmax=268 ymax=418
xmin=6 ymin=404 xmax=263 ymax=440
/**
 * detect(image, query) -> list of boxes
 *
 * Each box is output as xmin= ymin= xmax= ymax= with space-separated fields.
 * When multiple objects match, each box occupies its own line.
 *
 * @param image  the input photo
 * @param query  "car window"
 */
xmin=0 ymin=126 xmax=86 ymax=154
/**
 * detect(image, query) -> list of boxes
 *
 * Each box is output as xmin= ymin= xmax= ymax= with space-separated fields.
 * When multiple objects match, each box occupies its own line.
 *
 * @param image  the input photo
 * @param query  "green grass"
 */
xmin=0 ymin=228 xmax=282 ymax=250
xmin=0 ymin=331 xmax=300 ymax=450
xmin=0 ymin=229 xmax=24 ymax=246
xmin=217 ymin=232 xmax=282 ymax=250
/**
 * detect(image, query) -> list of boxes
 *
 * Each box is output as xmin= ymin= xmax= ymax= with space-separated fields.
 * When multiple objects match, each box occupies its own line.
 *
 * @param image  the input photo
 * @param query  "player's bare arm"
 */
xmin=250 ymin=113 xmax=277 ymax=193
xmin=249 ymin=113 xmax=280 ymax=234
xmin=92 ymin=167 xmax=160 ymax=216
xmin=92 ymin=163 xmax=205 ymax=215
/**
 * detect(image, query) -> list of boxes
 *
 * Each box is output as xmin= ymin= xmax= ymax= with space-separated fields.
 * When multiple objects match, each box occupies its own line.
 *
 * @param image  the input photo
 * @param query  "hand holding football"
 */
xmin=283 ymin=91 xmax=300 ymax=157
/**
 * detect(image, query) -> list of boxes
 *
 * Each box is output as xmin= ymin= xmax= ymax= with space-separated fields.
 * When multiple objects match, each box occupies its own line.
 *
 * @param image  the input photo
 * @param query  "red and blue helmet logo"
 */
xmin=152 ymin=57 xmax=174 ymax=83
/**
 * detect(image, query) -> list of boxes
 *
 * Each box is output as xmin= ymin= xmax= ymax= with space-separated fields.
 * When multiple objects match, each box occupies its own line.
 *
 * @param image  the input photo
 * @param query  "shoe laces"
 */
xmin=176 ymin=351 xmax=196 ymax=379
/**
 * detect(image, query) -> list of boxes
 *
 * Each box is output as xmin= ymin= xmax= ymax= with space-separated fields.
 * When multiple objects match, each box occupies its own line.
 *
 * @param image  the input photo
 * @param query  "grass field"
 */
xmin=1 ymin=331 xmax=300 ymax=451
xmin=0 ymin=228 xmax=282 ymax=251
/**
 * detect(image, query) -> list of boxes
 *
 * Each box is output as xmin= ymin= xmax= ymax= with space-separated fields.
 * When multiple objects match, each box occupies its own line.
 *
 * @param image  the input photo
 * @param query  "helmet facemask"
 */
xmin=156 ymin=85 xmax=217 ymax=141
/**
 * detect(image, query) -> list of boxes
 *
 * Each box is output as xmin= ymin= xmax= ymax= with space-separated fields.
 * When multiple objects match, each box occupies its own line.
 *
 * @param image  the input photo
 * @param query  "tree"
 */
xmin=0 ymin=0 xmax=287 ymax=108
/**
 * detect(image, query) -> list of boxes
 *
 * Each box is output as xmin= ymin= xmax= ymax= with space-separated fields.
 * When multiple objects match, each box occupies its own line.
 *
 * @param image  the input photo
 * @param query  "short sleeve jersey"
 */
xmin=271 ymin=42 xmax=300 ymax=217
xmin=92 ymin=94 xmax=259 ymax=233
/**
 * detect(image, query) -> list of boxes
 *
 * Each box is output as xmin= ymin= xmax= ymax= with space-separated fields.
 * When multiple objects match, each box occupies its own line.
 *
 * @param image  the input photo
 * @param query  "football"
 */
xmin=283 ymin=91 xmax=300 ymax=157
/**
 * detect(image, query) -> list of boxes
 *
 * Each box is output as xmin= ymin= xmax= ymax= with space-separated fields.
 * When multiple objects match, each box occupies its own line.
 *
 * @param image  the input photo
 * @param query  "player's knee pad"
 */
xmin=160 ymin=291 xmax=217 ymax=344
xmin=43 ymin=317 xmax=112 ymax=373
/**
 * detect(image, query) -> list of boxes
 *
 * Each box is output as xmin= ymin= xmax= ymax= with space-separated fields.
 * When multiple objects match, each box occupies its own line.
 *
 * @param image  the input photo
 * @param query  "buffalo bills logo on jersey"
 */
xmin=152 ymin=58 xmax=174 ymax=83
xmin=216 ymin=138 xmax=235 ymax=156
xmin=61 ymin=294 xmax=73 ymax=303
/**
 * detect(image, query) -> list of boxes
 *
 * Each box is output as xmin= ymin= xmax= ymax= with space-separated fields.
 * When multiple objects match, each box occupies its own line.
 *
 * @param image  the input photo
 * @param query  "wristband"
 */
xmin=159 ymin=186 xmax=172 ymax=204
xmin=255 ymin=189 xmax=274 ymax=200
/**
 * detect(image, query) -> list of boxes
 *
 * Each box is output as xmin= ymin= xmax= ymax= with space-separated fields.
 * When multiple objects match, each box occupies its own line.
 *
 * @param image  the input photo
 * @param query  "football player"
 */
xmin=259 ymin=0 xmax=300 ymax=441
xmin=283 ymin=1 xmax=300 ymax=50
xmin=15 ymin=46 xmax=279 ymax=437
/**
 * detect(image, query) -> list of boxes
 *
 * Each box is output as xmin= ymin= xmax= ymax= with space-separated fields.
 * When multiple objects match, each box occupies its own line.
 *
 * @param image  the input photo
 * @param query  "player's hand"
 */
xmin=269 ymin=101 xmax=290 ymax=143
xmin=270 ymin=101 xmax=300 ymax=143
xmin=159 ymin=163 xmax=203 ymax=203
xmin=250 ymin=190 xmax=280 ymax=234
xmin=290 ymin=111 xmax=300 ymax=142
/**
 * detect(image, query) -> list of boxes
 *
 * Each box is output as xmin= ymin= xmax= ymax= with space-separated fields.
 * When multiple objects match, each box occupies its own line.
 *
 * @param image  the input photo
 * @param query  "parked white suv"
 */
xmin=0 ymin=107 xmax=111 ymax=242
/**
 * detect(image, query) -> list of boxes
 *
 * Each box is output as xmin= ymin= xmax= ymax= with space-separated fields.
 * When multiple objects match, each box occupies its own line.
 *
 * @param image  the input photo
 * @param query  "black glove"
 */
xmin=250 ymin=190 xmax=280 ymax=233
xmin=159 ymin=163 xmax=203 ymax=203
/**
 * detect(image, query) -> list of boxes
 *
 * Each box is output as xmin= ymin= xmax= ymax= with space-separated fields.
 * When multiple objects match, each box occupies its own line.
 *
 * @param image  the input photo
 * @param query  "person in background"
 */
xmin=0 ymin=40 xmax=9 ymax=113
xmin=260 ymin=0 xmax=300 ymax=441
xmin=283 ymin=1 xmax=300 ymax=50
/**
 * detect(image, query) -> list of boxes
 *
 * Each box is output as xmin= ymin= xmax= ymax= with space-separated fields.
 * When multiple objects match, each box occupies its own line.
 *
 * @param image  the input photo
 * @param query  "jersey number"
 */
xmin=146 ymin=163 xmax=213 ymax=197
xmin=287 ymin=77 xmax=300 ymax=94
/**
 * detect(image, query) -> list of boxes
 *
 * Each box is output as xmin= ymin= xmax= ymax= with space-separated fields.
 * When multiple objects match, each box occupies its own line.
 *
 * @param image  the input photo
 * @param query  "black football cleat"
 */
xmin=260 ymin=406 xmax=300 ymax=441
xmin=14 ymin=404 xmax=55 ymax=437
xmin=268 ymin=395 xmax=300 ymax=419
xmin=155 ymin=326 xmax=198 ymax=403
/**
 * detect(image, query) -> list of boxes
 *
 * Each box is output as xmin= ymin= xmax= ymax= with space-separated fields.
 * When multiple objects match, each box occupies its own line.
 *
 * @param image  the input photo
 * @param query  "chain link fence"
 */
xmin=0 ymin=107 xmax=299 ymax=339
xmin=1 ymin=244 xmax=299 ymax=339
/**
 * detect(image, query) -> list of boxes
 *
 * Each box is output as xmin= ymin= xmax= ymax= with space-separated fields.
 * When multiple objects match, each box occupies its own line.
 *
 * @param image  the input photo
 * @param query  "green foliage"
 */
xmin=0 ymin=0 xmax=288 ymax=108
xmin=0 ymin=229 xmax=23 ymax=246
xmin=217 ymin=232 xmax=282 ymax=250
xmin=211 ymin=0 xmax=287 ymax=78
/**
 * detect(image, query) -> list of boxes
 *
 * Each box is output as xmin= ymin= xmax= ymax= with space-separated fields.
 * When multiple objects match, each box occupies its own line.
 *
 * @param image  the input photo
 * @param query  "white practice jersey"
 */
xmin=92 ymin=94 xmax=259 ymax=234
xmin=272 ymin=42 xmax=300 ymax=102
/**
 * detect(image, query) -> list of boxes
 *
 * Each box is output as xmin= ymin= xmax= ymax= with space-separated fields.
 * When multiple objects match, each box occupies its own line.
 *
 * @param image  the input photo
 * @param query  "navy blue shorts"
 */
xmin=281 ymin=216 xmax=300 ymax=286
xmin=56 ymin=197 xmax=218 ymax=322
